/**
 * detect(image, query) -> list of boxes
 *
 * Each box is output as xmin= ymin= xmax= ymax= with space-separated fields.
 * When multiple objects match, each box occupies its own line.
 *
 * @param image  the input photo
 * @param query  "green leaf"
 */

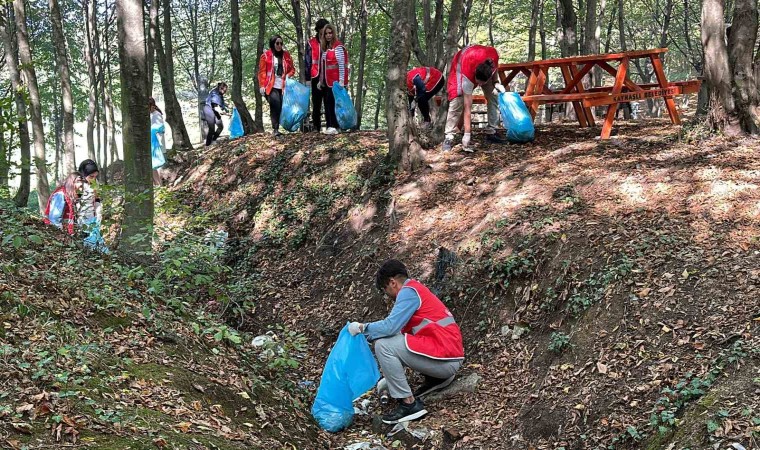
xmin=12 ymin=235 xmax=26 ymax=249
xmin=27 ymin=235 xmax=42 ymax=245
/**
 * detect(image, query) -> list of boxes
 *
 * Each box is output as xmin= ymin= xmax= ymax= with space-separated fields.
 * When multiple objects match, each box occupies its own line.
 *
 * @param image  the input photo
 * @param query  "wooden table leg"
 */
xmin=560 ymin=64 xmax=589 ymax=127
xmin=650 ymin=54 xmax=681 ymax=125
xmin=530 ymin=66 xmax=548 ymax=120
xmin=601 ymin=57 xmax=629 ymax=139
xmin=570 ymin=63 xmax=596 ymax=126
xmin=524 ymin=67 xmax=541 ymax=119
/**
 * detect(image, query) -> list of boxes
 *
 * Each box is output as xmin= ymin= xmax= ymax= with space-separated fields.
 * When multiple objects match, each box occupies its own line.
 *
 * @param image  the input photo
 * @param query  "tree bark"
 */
xmin=353 ymin=0 xmax=369 ymax=129
xmin=617 ymin=0 xmax=626 ymax=51
xmin=428 ymin=0 xmax=464 ymax=140
xmin=290 ymin=0 xmax=306 ymax=82
xmin=528 ymin=0 xmax=540 ymax=60
xmin=559 ymin=0 xmax=578 ymax=56
xmin=147 ymin=0 xmax=158 ymax=95
xmin=117 ymin=0 xmax=153 ymax=253
xmin=1 ymin=6 xmax=30 ymax=206
xmin=701 ymin=0 xmax=742 ymax=134
xmin=13 ymin=0 xmax=50 ymax=212
xmin=49 ymin=0 xmax=76 ymax=174
xmin=155 ymin=0 xmax=192 ymax=152
xmin=253 ymin=0 xmax=266 ymax=132
xmin=229 ymin=0 xmax=255 ymax=135
xmin=85 ymin=0 xmax=98 ymax=161
xmin=374 ymin=81 xmax=384 ymax=129
xmin=728 ymin=0 xmax=759 ymax=133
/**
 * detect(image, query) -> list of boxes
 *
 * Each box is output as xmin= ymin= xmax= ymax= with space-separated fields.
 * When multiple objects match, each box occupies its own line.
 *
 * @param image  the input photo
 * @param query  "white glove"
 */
xmin=462 ymin=132 xmax=471 ymax=148
xmin=259 ymin=87 xmax=266 ymax=96
xmin=348 ymin=322 xmax=364 ymax=336
xmin=494 ymin=83 xmax=506 ymax=94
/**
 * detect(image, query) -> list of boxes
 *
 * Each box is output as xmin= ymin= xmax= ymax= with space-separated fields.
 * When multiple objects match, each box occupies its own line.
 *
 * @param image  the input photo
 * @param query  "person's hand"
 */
xmin=348 ymin=322 xmax=364 ymax=336
xmin=494 ymin=83 xmax=506 ymax=94
xmin=259 ymin=87 xmax=266 ymax=96
xmin=409 ymin=100 xmax=417 ymax=113
xmin=462 ymin=132 xmax=471 ymax=148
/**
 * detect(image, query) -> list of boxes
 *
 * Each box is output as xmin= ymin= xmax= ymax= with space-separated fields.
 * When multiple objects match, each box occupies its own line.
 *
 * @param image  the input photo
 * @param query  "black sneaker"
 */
xmin=381 ymin=398 xmax=428 ymax=424
xmin=486 ymin=133 xmax=508 ymax=144
xmin=413 ymin=374 xmax=456 ymax=398
xmin=442 ymin=138 xmax=454 ymax=152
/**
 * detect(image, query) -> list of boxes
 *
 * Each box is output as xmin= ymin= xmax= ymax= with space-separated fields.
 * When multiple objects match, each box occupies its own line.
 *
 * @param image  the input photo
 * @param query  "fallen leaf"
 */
xmin=11 ymin=423 xmax=32 ymax=434
xmin=15 ymin=404 xmax=34 ymax=415
xmin=596 ymin=362 xmax=608 ymax=374
xmin=176 ymin=422 xmax=191 ymax=433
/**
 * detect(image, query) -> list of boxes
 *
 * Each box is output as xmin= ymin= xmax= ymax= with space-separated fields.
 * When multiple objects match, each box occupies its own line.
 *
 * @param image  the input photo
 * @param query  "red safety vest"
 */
xmin=401 ymin=279 xmax=464 ymax=360
xmin=258 ymin=49 xmax=295 ymax=95
xmin=43 ymin=187 xmax=76 ymax=235
xmin=407 ymin=67 xmax=443 ymax=95
xmin=324 ymin=40 xmax=349 ymax=87
xmin=308 ymin=37 xmax=321 ymax=79
xmin=447 ymin=45 xmax=499 ymax=101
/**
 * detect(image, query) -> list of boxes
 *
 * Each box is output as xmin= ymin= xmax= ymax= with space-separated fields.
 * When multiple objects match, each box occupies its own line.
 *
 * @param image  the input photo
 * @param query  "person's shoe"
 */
xmin=460 ymin=145 xmax=475 ymax=153
xmin=441 ymin=137 xmax=454 ymax=152
xmin=324 ymin=127 xmax=339 ymax=135
xmin=273 ymin=129 xmax=282 ymax=137
xmin=381 ymin=398 xmax=428 ymax=424
xmin=486 ymin=133 xmax=508 ymax=144
xmin=413 ymin=374 xmax=455 ymax=398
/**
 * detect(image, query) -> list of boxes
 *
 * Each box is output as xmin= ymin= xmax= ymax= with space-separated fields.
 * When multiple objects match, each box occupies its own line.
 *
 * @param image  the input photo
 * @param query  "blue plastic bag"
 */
xmin=281 ymin=78 xmax=311 ymax=132
xmin=81 ymin=216 xmax=109 ymax=254
xmin=498 ymin=92 xmax=535 ymax=143
xmin=311 ymin=323 xmax=380 ymax=432
xmin=332 ymin=82 xmax=357 ymax=130
xmin=150 ymin=123 xmax=166 ymax=169
xmin=229 ymin=108 xmax=244 ymax=139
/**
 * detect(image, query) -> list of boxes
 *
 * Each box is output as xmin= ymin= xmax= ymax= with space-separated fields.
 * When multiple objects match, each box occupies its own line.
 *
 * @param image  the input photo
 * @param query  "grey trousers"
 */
xmin=444 ymin=78 xmax=500 ymax=140
xmin=374 ymin=334 xmax=463 ymax=399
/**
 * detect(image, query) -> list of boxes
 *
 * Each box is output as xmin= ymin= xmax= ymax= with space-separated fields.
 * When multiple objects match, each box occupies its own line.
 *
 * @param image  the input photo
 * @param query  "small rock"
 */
xmin=425 ymin=373 xmax=481 ymax=403
xmin=500 ymin=325 xmax=511 ymax=337
xmin=344 ymin=443 xmax=371 ymax=450
xmin=511 ymin=323 xmax=530 ymax=340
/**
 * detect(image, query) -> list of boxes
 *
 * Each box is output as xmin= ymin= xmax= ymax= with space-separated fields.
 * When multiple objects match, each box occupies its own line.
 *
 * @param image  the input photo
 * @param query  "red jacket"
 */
xmin=407 ymin=67 xmax=443 ymax=95
xmin=323 ymin=40 xmax=349 ymax=87
xmin=258 ymin=49 xmax=295 ymax=95
xmin=308 ymin=37 xmax=321 ymax=79
xmin=447 ymin=45 xmax=499 ymax=100
xmin=43 ymin=187 xmax=76 ymax=235
xmin=401 ymin=279 xmax=464 ymax=360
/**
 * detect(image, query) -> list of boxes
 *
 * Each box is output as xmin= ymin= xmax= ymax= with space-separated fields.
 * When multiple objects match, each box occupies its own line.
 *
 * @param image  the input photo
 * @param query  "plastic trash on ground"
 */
xmin=229 ymin=108 xmax=244 ymax=139
xmin=281 ymin=78 xmax=311 ymax=132
xmin=311 ymin=323 xmax=380 ymax=432
xmin=498 ymin=92 xmax=535 ymax=143
xmin=150 ymin=123 xmax=166 ymax=169
xmin=332 ymin=82 xmax=357 ymax=130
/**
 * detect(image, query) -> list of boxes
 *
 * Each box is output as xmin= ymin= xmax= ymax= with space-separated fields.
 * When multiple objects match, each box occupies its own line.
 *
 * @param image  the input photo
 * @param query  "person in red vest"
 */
xmin=315 ymin=23 xmax=348 ymax=135
xmin=349 ymin=260 xmax=464 ymax=424
xmin=258 ymin=35 xmax=296 ymax=137
xmin=305 ymin=19 xmax=330 ymax=133
xmin=443 ymin=45 xmax=508 ymax=152
xmin=43 ymin=172 xmax=84 ymax=235
xmin=407 ymin=67 xmax=444 ymax=129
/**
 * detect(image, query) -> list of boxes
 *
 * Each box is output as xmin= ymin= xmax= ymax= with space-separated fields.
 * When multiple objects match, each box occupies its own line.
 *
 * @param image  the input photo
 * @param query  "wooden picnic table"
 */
xmin=473 ymin=48 xmax=701 ymax=139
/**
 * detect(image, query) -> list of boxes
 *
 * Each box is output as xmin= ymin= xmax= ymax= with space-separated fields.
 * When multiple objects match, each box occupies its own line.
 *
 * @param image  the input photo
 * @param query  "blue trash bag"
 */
xmin=229 ymin=108 xmax=244 ymax=139
xmin=281 ymin=78 xmax=311 ymax=132
xmin=498 ymin=92 xmax=535 ymax=143
xmin=81 ymin=217 xmax=110 ymax=254
xmin=150 ymin=123 xmax=166 ymax=170
xmin=311 ymin=323 xmax=380 ymax=432
xmin=332 ymin=82 xmax=357 ymax=130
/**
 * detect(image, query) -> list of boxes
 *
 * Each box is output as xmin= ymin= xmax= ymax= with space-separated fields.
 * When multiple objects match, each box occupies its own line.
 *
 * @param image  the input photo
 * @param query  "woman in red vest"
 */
xmin=305 ymin=19 xmax=329 ymax=132
xmin=407 ymin=67 xmax=444 ymax=128
xmin=443 ymin=44 xmax=508 ymax=152
xmin=43 ymin=172 xmax=84 ymax=235
xmin=258 ymin=35 xmax=296 ymax=137
xmin=349 ymin=260 xmax=464 ymax=424
xmin=316 ymin=24 xmax=348 ymax=135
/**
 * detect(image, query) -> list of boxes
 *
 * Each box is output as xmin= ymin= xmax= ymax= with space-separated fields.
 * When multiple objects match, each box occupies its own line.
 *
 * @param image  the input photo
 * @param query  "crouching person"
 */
xmin=349 ymin=259 xmax=464 ymax=424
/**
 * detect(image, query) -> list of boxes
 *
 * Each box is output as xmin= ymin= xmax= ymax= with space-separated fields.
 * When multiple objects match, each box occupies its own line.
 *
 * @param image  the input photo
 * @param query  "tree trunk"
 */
xmin=290 ymin=0 xmax=306 ymax=82
xmin=528 ymin=0 xmax=540 ymax=60
xmin=13 ymin=0 xmax=50 ymax=212
xmin=353 ymin=0 xmax=368 ymax=129
xmin=604 ymin=0 xmax=616 ymax=53
xmin=0 ymin=125 xmax=9 ymax=193
xmin=147 ymin=0 xmax=158 ymax=95
xmin=229 ymin=0 xmax=255 ymax=135
xmin=117 ymin=0 xmax=153 ymax=253
xmin=617 ymin=0 xmax=626 ymax=51
xmin=253 ymin=0 xmax=266 ymax=132
xmin=582 ymin=0 xmax=599 ymax=83
xmin=1 ymin=5 xmax=30 ymax=207
xmin=387 ymin=0 xmax=423 ymax=171
xmin=559 ymin=0 xmax=578 ymax=56
xmin=728 ymin=0 xmax=759 ymax=133
xmin=85 ymin=0 xmax=98 ymax=160
xmin=374 ymin=81 xmax=384 ymax=129
xmin=155 ymin=0 xmax=192 ymax=153
xmin=540 ymin=0 xmax=547 ymax=59
xmin=429 ymin=0 xmax=464 ymax=140
xmin=53 ymin=94 xmax=62 ymax=184
xmin=701 ymin=0 xmax=742 ymax=134
xmin=49 ymin=0 xmax=76 ymax=174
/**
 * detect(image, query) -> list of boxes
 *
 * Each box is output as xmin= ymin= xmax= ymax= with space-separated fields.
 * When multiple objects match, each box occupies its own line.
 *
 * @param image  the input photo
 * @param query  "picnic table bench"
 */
xmin=471 ymin=48 xmax=701 ymax=139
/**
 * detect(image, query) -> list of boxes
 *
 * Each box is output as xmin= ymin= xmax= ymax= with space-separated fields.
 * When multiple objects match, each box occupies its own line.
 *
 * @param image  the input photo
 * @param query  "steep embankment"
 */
xmin=170 ymin=121 xmax=759 ymax=449
xmin=0 ymin=204 xmax=327 ymax=449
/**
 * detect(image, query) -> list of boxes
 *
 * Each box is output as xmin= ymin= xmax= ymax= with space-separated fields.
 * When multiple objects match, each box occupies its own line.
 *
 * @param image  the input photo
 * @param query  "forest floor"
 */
xmin=2 ymin=119 xmax=759 ymax=449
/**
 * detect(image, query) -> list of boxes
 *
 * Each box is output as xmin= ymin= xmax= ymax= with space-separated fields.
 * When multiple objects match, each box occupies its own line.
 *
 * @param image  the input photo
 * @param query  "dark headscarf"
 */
xmin=269 ymin=35 xmax=284 ymax=76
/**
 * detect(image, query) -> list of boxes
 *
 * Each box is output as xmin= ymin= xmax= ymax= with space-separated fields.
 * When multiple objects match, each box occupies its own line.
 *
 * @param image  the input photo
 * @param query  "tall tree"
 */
xmin=353 ymin=0 xmax=369 ymax=129
xmin=253 ymin=0 xmax=266 ymax=131
xmin=229 ymin=0 xmax=255 ymax=134
xmin=559 ymin=0 xmax=578 ymax=56
xmin=289 ymin=0 xmax=305 ymax=82
xmin=49 ymin=0 xmax=76 ymax=174
xmin=117 ymin=0 xmax=153 ymax=253
xmin=84 ymin=0 xmax=98 ymax=160
xmin=728 ymin=0 xmax=759 ymax=133
xmin=13 ymin=0 xmax=50 ymax=212
xmin=528 ymin=0 xmax=541 ymax=60
xmin=701 ymin=0 xmax=742 ymax=134
xmin=104 ymin=0 xmax=120 ymax=163
xmin=154 ymin=0 xmax=193 ymax=152
xmin=0 ymin=6 xmax=30 ymax=207
xmin=617 ymin=0 xmax=626 ymax=51
xmin=147 ymin=0 xmax=158 ymax=95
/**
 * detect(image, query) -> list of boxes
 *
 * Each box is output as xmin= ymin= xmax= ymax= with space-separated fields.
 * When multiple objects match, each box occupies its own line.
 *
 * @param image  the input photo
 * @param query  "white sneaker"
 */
xmin=324 ymin=127 xmax=339 ymax=135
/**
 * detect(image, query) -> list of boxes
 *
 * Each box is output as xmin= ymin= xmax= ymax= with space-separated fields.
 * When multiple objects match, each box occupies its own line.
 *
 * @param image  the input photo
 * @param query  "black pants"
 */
xmin=266 ymin=88 xmax=283 ymax=131
xmin=408 ymin=76 xmax=445 ymax=123
xmin=203 ymin=105 xmax=223 ymax=146
xmin=312 ymin=78 xmax=339 ymax=130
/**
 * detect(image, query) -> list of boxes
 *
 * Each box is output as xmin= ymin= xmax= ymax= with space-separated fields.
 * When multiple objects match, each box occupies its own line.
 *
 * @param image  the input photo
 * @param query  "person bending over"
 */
xmin=204 ymin=82 xmax=230 ymax=147
xmin=407 ymin=66 xmax=444 ymax=129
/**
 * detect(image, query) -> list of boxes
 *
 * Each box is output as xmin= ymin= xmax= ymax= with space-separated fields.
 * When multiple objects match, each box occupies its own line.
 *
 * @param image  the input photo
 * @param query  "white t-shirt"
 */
xmin=273 ymin=56 xmax=284 ymax=90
